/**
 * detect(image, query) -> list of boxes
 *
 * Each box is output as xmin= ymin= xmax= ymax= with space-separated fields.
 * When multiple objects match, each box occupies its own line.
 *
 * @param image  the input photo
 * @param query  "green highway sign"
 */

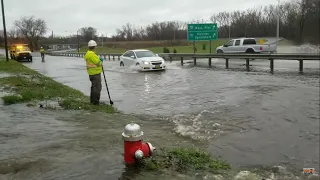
xmin=188 ymin=32 xmax=217 ymax=41
xmin=187 ymin=23 xmax=218 ymax=41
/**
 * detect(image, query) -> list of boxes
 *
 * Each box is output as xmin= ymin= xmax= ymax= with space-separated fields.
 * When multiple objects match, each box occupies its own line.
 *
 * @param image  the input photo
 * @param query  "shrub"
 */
xmin=202 ymin=44 xmax=206 ymax=50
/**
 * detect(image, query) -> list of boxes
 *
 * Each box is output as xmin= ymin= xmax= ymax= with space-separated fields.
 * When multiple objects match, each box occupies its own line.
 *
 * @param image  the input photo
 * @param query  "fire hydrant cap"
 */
xmin=122 ymin=123 xmax=144 ymax=141
xmin=135 ymin=150 xmax=144 ymax=159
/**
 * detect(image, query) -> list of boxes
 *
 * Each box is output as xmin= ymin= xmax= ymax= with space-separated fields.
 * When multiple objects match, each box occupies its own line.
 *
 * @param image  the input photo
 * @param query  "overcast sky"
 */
xmin=1 ymin=0 xmax=285 ymax=37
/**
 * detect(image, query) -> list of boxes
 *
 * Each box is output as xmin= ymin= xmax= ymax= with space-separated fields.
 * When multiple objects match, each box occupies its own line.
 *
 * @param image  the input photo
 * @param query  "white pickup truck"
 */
xmin=216 ymin=38 xmax=277 ymax=54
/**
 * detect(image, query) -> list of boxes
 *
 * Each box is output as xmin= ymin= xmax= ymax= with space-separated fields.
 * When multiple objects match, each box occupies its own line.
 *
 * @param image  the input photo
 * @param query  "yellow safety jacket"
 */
xmin=40 ymin=48 xmax=44 ymax=53
xmin=84 ymin=50 xmax=103 ymax=75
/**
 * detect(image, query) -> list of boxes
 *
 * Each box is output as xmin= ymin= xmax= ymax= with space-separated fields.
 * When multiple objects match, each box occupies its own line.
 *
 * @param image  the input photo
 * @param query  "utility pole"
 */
xmin=276 ymin=0 xmax=280 ymax=44
xmin=77 ymin=30 xmax=79 ymax=52
xmin=228 ymin=16 xmax=231 ymax=39
xmin=1 ymin=0 xmax=9 ymax=61
xmin=101 ymin=33 xmax=104 ymax=49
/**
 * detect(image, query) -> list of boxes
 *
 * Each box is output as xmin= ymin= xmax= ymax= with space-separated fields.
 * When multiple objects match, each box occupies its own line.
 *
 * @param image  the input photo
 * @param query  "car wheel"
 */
xmin=245 ymin=49 xmax=254 ymax=53
xmin=120 ymin=61 xmax=124 ymax=66
xmin=217 ymin=50 xmax=223 ymax=54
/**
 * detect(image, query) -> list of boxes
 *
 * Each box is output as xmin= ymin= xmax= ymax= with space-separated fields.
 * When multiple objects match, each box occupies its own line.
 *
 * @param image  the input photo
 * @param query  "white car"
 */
xmin=119 ymin=49 xmax=166 ymax=71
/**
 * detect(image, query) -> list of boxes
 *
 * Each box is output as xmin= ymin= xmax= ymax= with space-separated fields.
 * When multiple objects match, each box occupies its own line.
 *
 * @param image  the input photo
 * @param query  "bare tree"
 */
xmin=14 ymin=16 xmax=47 ymax=50
xmin=79 ymin=27 xmax=97 ymax=42
xmin=109 ymin=0 xmax=319 ymax=44
xmin=7 ymin=28 xmax=22 ymax=39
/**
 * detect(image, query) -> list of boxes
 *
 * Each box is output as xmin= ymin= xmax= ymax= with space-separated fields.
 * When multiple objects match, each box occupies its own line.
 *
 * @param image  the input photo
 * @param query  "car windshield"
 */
xmin=135 ymin=51 xmax=156 ymax=58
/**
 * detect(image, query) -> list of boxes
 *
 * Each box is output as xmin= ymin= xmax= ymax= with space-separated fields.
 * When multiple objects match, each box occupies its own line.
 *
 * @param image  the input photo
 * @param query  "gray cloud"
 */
xmin=1 ymin=0 xmax=285 ymax=36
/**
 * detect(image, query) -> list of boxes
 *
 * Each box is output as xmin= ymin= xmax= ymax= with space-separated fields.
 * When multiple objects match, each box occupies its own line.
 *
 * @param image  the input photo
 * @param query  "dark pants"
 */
xmin=89 ymin=73 xmax=102 ymax=105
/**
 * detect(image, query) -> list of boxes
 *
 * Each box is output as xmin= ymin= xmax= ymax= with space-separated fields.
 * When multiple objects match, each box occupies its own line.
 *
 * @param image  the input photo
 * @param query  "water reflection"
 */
xmin=143 ymin=74 xmax=151 ymax=98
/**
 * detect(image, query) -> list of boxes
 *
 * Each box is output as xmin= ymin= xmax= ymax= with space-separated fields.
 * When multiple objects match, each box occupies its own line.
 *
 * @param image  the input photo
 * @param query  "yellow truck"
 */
xmin=9 ymin=44 xmax=33 ymax=62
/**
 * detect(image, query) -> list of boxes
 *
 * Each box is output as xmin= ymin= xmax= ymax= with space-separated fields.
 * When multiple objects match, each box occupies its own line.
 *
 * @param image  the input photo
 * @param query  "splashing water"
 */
xmin=172 ymin=110 xmax=224 ymax=141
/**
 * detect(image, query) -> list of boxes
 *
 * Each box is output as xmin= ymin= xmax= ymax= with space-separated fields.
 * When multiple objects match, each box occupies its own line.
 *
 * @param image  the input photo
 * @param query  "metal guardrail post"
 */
xmin=108 ymin=55 xmax=110 ymax=61
xmin=208 ymin=58 xmax=212 ymax=67
xmin=225 ymin=59 xmax=229 ymax=69
xmin=299 ymin=60 xmax=303 ymax=72
xmin=246 ymin=59 xmax=250 ymax=71
xmin=270 ymin=59 xmax=274 ymax=73
xmin=180 ymin=57 xmax=183 ymax=66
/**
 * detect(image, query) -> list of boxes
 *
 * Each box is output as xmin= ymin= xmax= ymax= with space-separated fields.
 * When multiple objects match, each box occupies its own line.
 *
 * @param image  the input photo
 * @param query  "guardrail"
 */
xmin=163 ymin=53 xmax=320 ymax=72
xmin=48 ymin=52 xmax=123 ymax=61
xmin=48 ymin=51 xmax=320 ymax=73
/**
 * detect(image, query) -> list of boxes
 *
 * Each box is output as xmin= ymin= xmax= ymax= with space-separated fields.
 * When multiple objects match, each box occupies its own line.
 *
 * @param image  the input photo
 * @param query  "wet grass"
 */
xmin=79 ymin=38 xmax=277 ymax=54
xmin=0 ymin=59 xmax=116 ymax=113
xmin=0 ymin=59 xmax=37 ymax=75
xmin=1 ymin=95 xmax=24 ymax=105
xmin=140 ymin=147 xmax=231 ymax=174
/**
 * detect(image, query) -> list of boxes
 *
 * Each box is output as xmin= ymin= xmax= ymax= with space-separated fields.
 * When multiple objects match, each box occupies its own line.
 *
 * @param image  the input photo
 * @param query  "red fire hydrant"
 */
xmin=122 ymin=123 xmax=155 ymax=165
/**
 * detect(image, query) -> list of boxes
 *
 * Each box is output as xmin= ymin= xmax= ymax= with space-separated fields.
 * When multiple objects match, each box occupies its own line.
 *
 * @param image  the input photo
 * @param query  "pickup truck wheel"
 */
xmin=245 ymin=49 xmax=255 ymax=53
xmin=217 ymin=50 xmax=223 ymax=54
xmin=120 ymin=61 xmax=124 ymax=66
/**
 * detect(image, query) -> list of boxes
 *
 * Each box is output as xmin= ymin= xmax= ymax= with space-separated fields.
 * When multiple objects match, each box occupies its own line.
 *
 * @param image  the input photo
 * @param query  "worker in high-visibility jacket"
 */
xmin=40 ymin=47 xmax=45 ymax=59
xmin=84 ymin=40 xmax=104 ymax=105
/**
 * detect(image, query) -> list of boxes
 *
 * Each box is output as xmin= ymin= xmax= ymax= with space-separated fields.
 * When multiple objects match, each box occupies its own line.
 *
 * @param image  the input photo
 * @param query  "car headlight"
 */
xmin=161 ymin=60 xmax=165 ymax=64
xmin=143 ymin=61 xmax=150 ymax=65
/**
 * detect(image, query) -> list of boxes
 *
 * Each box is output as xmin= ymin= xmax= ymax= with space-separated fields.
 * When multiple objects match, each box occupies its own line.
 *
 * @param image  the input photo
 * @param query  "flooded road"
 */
xmin=0 ymin=46 xmax=319 ymax=179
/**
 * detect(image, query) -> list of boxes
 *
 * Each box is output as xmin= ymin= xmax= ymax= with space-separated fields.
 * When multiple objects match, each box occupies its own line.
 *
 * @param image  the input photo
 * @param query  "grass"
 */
xmin=139 ymin=147 xmax=231 ymax=174
xmin=80 ymin=39 xmax=229 ymax=54
xmin=0 ymin=58 xmax=116 ymax=113
xmin=79 ymin=38 xmax=281 ymax=54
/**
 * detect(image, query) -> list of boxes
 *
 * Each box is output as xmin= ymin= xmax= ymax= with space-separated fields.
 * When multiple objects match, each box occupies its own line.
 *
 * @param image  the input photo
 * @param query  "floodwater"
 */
xmin=0 ymin=45 xmax=319 ymax=179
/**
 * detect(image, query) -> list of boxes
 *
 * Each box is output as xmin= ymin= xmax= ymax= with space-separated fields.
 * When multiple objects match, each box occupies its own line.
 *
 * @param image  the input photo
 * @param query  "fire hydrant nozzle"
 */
xmin=122 ymin=123 xmax=155 ymax=165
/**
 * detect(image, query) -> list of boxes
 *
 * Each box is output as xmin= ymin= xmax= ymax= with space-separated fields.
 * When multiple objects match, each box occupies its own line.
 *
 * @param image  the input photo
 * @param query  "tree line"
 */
xmin=110 ymin=0 xmax=319 ymax=44
xmin=0 ymin=0 xmax=319 ymax=49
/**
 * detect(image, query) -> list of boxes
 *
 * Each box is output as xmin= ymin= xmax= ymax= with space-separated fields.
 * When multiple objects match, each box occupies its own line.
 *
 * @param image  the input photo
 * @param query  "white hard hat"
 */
xmin=88 ymin=40 xmax=97 ymax=47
